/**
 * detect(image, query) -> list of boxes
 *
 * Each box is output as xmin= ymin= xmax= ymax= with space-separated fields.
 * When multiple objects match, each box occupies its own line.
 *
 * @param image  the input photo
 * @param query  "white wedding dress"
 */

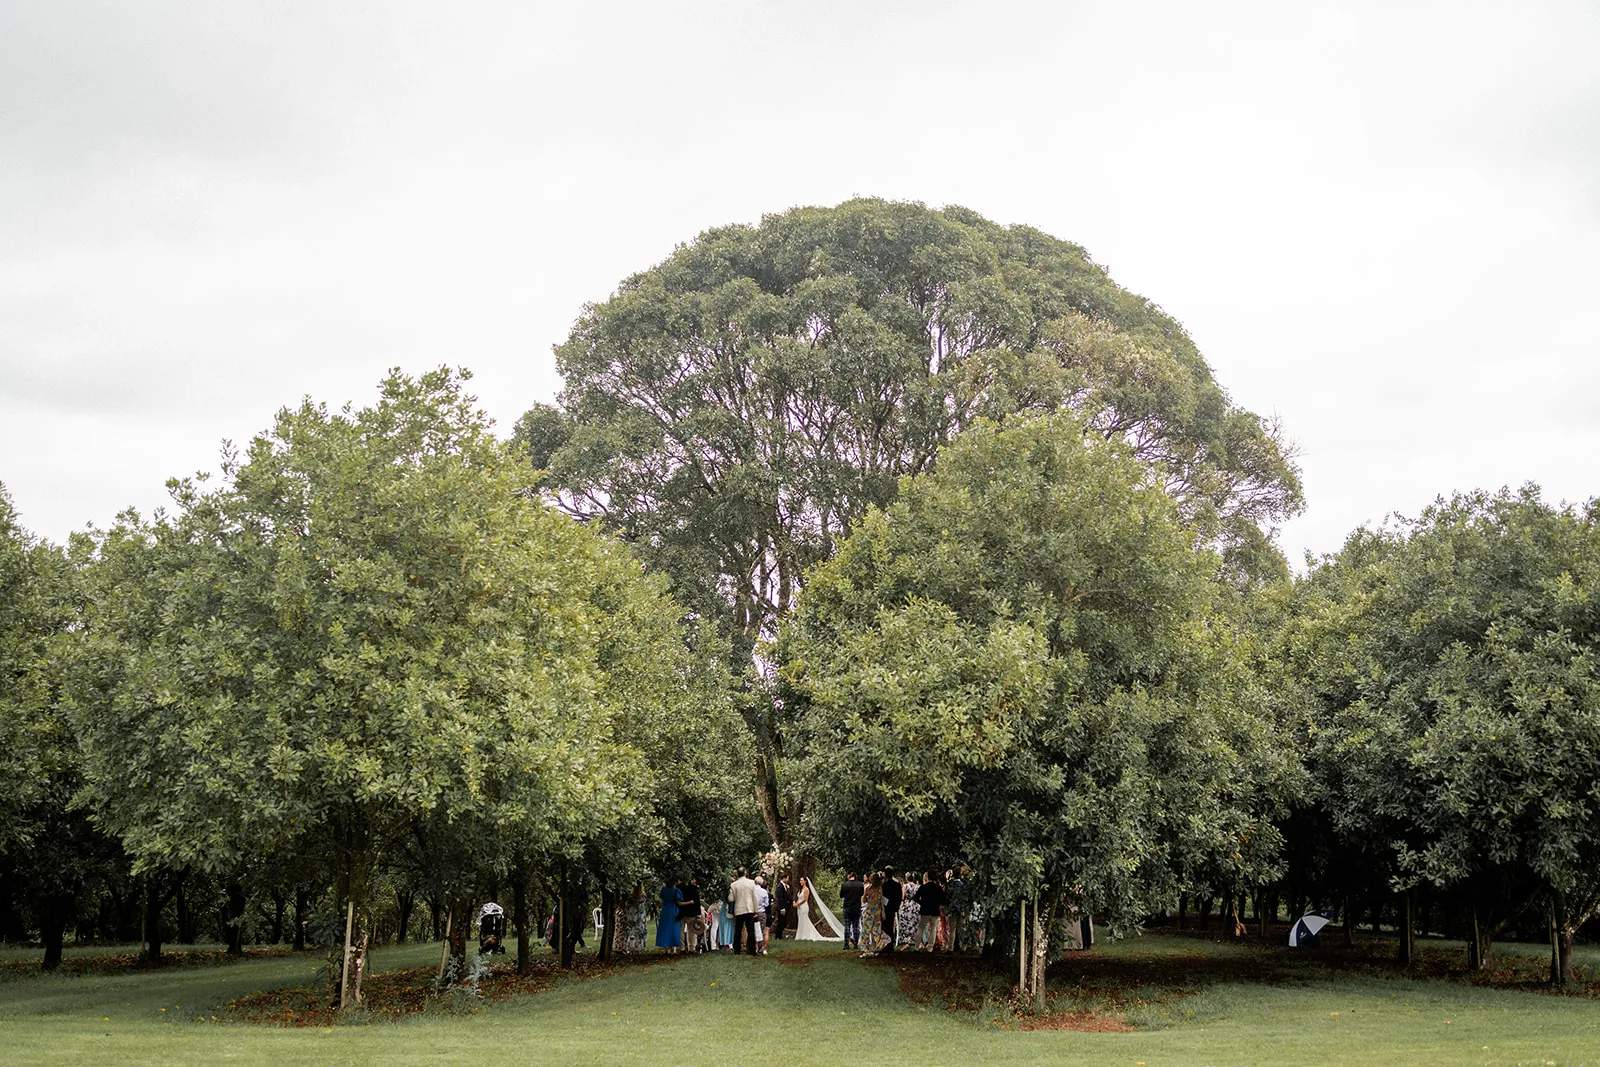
xmin=794 ymin=878 xmax=844 ymax=941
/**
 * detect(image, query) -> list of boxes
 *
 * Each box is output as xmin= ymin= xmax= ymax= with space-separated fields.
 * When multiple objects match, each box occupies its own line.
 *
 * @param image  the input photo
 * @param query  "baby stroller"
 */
xmin=478 ymin=902 xmax=507 ymax=955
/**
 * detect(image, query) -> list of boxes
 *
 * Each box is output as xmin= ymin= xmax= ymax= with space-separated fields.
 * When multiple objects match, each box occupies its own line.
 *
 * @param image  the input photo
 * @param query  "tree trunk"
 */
xmin=292 ymin=884 xmax=309 ymax=951
xmin=754 ymin=752 xmax=783 ymax=848
xmin=1467 ymin=898 xmax=1493 ymax=971
xmin=1551 ymin=890 xmax=1582 ymax=988
xmin=143 ymin=871 xmax=165 ymax=965
xmin=173 ymin=877 xmax=192 ymax=946
xmin=1177 ymin=893 xmax=1188 ymax=930
xmin=427 ymin=895 xmax=444 ymax=941
xmin=39 ymin=892 xmax=72 ymax=971
xmin=339 ymin=856 xmax=373 ymax=1011
xmin=1198 ymin=895 xmax=1213 ymax=931
xmin=1395 ymin=895 xmax=1420 ymax=966
xmin=598 ymin=885 xmax=615 ymax=962
xmin=394 ymin=888 xmax=414 ymax=944
xmin=514 ymin=874 xmax=531 ymax=976
xmin=223 ymin=881 xmax=246 ymax=955
xmin=445 ymin=894 xmax=471 ymax=981
xmin=1342 ymin=895 xmax=1354 ymax=948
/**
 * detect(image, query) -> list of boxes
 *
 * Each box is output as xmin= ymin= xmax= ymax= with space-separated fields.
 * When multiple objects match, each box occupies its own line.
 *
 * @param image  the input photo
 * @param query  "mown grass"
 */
xmin=3 ymin=933 xmax=1599 ymax=1065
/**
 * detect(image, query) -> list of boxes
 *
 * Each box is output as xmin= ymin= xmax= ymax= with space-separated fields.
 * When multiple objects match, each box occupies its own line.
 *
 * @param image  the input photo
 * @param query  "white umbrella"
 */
xmin=1288 ymin=909 xmax=1336 ymax=947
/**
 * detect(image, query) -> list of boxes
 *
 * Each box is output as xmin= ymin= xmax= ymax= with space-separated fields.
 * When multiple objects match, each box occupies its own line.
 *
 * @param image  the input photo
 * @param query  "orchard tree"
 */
xmin=73 ymin=369 xmax=695 ymax=1007
xmin=774 ymin=417 xmax=1302 ymax=1000
xmin=0 ymin=484 xmax=127 ymax=970
xmin=1293 ymin=488 xmax=1600 ymax=981
xmin=517 ymin=198 xmax=1303 ymax=846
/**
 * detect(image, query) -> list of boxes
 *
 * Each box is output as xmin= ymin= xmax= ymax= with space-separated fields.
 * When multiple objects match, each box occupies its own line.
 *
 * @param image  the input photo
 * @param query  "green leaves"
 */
xmin=777 ymin=416 xmax=1298 ymax=923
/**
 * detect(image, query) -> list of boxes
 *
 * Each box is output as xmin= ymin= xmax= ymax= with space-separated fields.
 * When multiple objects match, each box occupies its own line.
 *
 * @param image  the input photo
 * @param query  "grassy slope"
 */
xmin=3 ymin=936 xmax=1598 ymax=1066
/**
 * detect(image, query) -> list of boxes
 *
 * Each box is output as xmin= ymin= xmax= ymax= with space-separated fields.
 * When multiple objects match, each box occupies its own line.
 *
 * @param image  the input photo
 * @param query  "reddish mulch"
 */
xmin=221 ymin=952 xmax=676 ymax=1027
xmin=1018 ymin=1011 xmax=1135 ymax=1032
xmin=1 ymin=947 xmax=296 ymax=978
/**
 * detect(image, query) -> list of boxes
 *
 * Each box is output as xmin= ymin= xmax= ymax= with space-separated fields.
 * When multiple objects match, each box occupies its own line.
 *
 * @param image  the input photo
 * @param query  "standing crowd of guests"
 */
xmin=610 ymin=864 xmax=976 ymax=958
xmin=838 ymin=865 xmax=972 ymax=956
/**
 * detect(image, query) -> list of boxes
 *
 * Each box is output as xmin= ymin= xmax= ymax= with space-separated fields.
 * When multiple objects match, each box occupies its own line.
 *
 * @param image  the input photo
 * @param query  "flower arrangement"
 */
xmin=759 ymin=845 xmax=793 ymax=881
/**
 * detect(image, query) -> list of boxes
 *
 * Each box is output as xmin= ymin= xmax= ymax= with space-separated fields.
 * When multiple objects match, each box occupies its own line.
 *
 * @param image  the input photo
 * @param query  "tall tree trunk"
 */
xmin=292 ymin=884 xmax=309 ymax=951
xmin=1551 ymin=890 xmax=1582 ymax=988
xmin=339 ymin=855 xmax=373 ymax=1011
xmin=395 ymin=888 xmax=414 ymax=945
xmin=427 ymin=895 xmax=444 ymax=941
xmin=445 ymin=894 xmax=471 ymax=981
xmin=39 ymin=892 xmax=72 ymax=971
xmin=223 ymin=881 xmax=247 ymax=955
xmin=598 ymin=885 xmax=615 ymax=961
xmin=513 ymin=873 xmax=531 ymax=976
xmin=143 ymin=871 xmax=165 ymax=965
xmin=1177 ymin=893 xmax=1188 ymax=930
xmin=1397 ymin=891 xmax=1414 ymax=966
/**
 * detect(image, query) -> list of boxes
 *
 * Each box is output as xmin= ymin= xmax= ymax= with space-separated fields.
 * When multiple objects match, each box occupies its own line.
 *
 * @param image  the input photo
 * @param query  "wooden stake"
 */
xmin=1018 ymin=898 xmax=1027 ymax=991
xmin=339 ymin=899 xmax=355 ymax=1010
xmin=437 ymin=910 xmax=452 ymax=980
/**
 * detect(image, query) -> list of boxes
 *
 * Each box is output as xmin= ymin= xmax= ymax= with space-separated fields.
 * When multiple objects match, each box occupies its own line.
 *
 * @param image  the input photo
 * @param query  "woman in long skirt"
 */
xmin=858 ymin=872 xmax=888 ymax=955
xmin=616 ymin=884 xmax=649 ymax=953
xmin=897 ymin=873 xmax=920 ymax=947
xmin=718 ymin=892 xmax=736 ymax=949
xmin=655 ymin=881 xmax=683 ymax=951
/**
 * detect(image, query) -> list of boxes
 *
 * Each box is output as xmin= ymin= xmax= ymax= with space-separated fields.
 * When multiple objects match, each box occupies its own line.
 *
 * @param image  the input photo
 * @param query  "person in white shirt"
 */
xmin=755 ymin=876 xmax=772 ymax=955
xmin=726 ymin=867 xmax=761 ymax=955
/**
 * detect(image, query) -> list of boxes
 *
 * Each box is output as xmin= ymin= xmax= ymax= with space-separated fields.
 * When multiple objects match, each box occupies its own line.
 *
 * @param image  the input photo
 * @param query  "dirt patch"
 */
xmin=220 ymin=952 xmax=674 ymax=1027
xmin=1019 ymin=1011 xmax=1135 ymax=1032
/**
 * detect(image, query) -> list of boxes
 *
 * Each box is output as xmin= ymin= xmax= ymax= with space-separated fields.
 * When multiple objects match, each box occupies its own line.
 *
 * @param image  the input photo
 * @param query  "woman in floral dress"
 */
xmin=615 ymin=884 xmax=648 ymax=953
xmin=897 ymin=872 xmax=921 ymax=947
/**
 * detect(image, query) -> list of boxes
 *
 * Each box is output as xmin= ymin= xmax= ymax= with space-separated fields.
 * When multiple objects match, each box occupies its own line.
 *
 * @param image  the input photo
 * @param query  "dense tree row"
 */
xmin=0 ymin=371 xmax=762 ymax=1005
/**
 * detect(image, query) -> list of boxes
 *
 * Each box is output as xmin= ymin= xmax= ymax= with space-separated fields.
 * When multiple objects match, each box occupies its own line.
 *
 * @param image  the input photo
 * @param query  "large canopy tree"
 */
xmin=518 ymin=198 xmax=1303 ymax=844
xmin=1288 ymin=488 xmax=1600 ymax=983
xmin=774 ymin=417 xmax=1302 ymax=987
xmin=73 ymin=370 xmax=735 ymax=1006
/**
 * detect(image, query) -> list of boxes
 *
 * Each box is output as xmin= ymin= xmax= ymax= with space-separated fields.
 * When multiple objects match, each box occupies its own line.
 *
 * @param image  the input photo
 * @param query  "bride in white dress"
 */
xmin=793 ymin=877 xmax=844 ymax=942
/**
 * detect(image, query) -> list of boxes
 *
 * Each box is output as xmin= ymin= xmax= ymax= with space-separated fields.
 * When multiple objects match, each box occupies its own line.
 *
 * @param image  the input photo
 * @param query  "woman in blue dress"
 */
xmin=656 ymin=881 xmax=683 ymax=951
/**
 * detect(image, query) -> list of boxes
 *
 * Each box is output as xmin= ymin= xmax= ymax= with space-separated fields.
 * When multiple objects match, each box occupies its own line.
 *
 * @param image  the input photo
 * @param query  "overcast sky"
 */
xmin=3 ymin=0 xmax=1596 ymax=564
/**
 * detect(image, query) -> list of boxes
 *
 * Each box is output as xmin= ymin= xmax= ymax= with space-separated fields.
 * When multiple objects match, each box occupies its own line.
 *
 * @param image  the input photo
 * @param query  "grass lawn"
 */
xmin=3 ymin=932 xmax=1599 ymax=1065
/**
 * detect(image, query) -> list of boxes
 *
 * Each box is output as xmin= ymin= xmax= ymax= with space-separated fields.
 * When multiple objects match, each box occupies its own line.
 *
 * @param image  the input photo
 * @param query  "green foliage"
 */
xmin=68 ymin=369 xmax=754 ymax=993
xmin=0 ymin=483 xmax=75 ymax=855
xmin=1289 ymin=487 xmax=1600 ymax=963
xmin=775 ymin=417 xmax=1301 ymax=927
xmin=520 ymin=198 xmax=1303 ymax=665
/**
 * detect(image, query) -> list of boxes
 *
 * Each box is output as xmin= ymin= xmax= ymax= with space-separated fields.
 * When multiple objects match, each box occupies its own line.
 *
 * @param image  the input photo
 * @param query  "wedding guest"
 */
xmin=678 ymin=876 xmax=703 ymax=952
xmin=898 ymin=872 xmax=921 ymax=948
xmin=727 ymin=867 xmax=760 ymax=955
xmin=755 ymin=875 xmax=772 ymax=954
xmin=858 ymin=872 xmax=888 ymax=956
xmin=879 ymin=866 xmax=903 ymax=954
xmin=917 ymin=871 xmax=946 ymax=951
xmin=839 ymin=872 xmax=865 ymax=949
xmin=656 ymin=880 xmax=683 ymax=952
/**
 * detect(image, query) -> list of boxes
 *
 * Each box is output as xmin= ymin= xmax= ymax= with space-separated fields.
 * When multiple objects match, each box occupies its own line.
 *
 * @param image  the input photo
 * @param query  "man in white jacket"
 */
xmin=727 ymin=867 xmax=761 ymax=955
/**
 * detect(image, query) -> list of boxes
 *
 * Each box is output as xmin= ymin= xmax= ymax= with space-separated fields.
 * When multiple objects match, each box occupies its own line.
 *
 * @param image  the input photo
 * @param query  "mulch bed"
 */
xmin=221 ymin=952 xmax=675 ymax=1027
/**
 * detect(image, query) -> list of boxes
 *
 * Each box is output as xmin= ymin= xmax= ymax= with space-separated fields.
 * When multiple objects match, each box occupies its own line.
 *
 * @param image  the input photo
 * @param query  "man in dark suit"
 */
xmin=879 ymin=866 xmax=902 ymax=954
xmin=770 ymin=876 xmax=792 ymax=941
xmin=839 ymin=872 xmax=865 ymax=949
